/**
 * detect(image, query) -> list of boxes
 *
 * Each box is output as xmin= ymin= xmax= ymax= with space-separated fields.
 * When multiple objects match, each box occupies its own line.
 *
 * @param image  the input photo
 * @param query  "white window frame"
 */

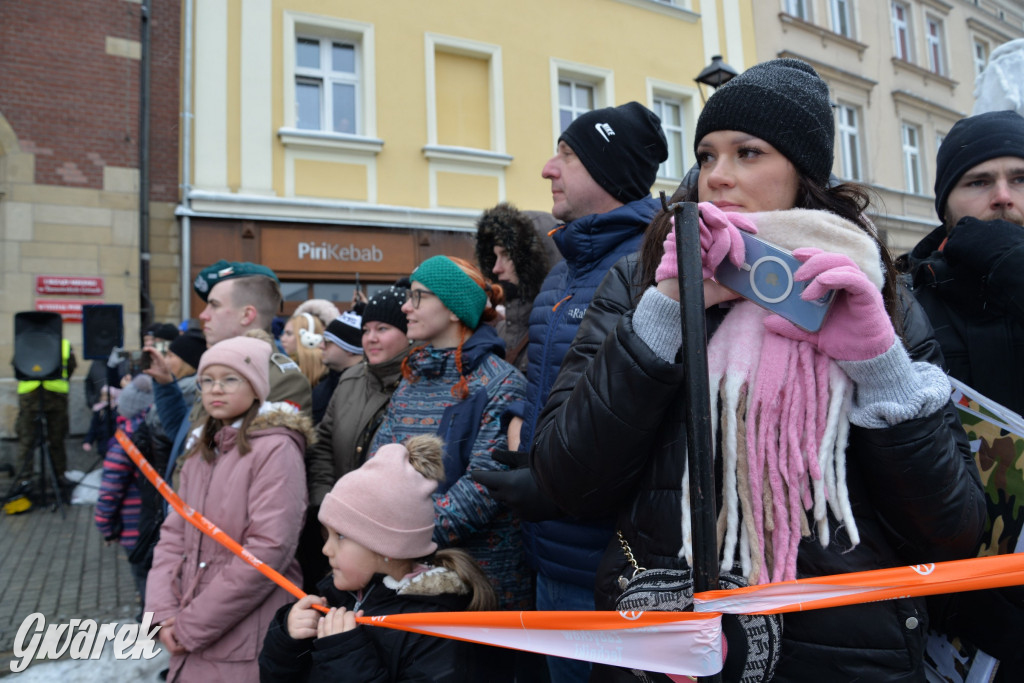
xmin=652 ymin=96 xmax=685 ymax=180
xmin=281 ymin=14 xmax=376 ymax=141
xmin=785 ymin=0 xmax=808 ymax=21
xmin=831 ymin=0 xmax=853 ymax=38
xmin=646 ymin=79 xmax=699 ymax=192
xmin=902 ymin=122 xmax=923 ymax=195
xmin=837 ymin=103 xmax=862 ymax=181
xmin=892 ymin=2 xmax=911 ymax=62
xmin=423 ymin=34 xmax=506 ymax=156
xmin=926 ymin=15 xmax=946 ymax=75
xmin=293 ymin=36 xmax=359 ymax=134
xmin=559 ymin=79 xmax=596 ymax=133
xmin=550 ymin=60 xmax=614 ymax=147
xmin=279 ymin=13 xmax=381 ymax=201
xmin=973 ymin=37 xmax=989 ymax=77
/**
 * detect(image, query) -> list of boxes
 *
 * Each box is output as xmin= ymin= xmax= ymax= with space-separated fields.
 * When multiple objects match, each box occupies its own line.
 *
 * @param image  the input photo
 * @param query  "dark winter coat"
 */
xmin=516 ymin=197 xmax=659 ymax=591
xmin=532 ymin=253 xmax=986 ymax=682
xmin=131 ymin=374 xmax=198 ymax=568
xmin=900 ymin=220 xmax=1024 ymax=674
xmin=258 ymin=570 xmax=482 ymax=682
xmin=305 ymin=348 xmax=411 ymax=506
xmin=476 ymin=205 xmax=559 ymax=373
xmin=900 ymin=221 xmax=1024 ymax=415
xmin=310 ymin=368 xmax=341 ymax=425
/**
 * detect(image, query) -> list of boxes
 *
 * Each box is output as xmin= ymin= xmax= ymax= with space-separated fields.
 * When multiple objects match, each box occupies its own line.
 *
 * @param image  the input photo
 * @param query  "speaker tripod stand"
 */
xmin=3 ymin=390 xmax=67 ymax=518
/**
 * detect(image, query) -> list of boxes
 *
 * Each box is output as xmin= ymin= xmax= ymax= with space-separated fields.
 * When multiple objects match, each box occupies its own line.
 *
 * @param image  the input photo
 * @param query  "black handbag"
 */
xmin=613 ymin=532 xmax=782 ymax=683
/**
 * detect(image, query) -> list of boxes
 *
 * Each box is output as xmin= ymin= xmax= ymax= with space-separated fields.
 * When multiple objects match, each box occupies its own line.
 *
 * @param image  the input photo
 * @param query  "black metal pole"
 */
xmin=673 ymin=201 xmax=721 ymax=683
xmin=138 ymin=0 xmax=153 ymax=339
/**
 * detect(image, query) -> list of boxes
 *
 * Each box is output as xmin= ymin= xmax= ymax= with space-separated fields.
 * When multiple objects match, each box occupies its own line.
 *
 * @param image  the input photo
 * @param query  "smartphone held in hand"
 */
xmin=714 ymin=231 xmax=835 ymax=332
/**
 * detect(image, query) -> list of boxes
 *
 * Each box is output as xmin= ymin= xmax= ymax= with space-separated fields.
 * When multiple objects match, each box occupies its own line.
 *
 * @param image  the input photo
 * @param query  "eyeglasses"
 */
xmin=405 ymin=289 xmax=437 ymax=309
xmin=199 ymin=375 xmax=245 ymax=393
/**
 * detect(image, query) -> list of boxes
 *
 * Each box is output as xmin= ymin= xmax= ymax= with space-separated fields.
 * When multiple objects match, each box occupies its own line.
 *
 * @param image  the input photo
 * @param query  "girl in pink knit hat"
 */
xmin=259 ymin=434 xmax=495 ymax=682
xmin=146 ymin=335 xmax=313 ymax=682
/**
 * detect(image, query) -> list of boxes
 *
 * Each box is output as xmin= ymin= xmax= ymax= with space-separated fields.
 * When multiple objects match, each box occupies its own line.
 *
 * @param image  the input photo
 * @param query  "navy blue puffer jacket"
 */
xmin=516 ymin=196 xmax=658 ymax=589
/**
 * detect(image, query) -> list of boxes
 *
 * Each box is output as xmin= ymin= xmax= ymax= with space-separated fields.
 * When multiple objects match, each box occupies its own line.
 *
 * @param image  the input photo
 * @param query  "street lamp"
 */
xmin=695 ymin=55 xmax=738 ymax=102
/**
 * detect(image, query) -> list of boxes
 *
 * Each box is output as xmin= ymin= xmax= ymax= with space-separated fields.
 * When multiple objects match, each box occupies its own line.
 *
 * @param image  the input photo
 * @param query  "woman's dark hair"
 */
xmin=637 ymin=172 xmax=904 ymax=336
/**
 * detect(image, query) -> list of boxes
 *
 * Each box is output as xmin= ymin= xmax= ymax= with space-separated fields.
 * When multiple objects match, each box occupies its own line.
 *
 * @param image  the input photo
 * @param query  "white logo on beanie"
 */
xmin=594 ymin=122 xmax=615 ymax=143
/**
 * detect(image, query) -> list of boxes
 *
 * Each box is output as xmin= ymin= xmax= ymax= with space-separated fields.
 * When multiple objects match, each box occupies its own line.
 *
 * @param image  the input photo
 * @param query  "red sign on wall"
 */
xmin=34 ymin=299 xmax=104 ymax=323
xmin=35 ymin=276 xmax=104 ymax=296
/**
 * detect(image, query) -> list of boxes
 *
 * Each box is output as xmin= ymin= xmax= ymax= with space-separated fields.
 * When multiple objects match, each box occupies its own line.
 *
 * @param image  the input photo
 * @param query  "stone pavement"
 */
xmin=0 ymin=438 xmax=139 ymax=677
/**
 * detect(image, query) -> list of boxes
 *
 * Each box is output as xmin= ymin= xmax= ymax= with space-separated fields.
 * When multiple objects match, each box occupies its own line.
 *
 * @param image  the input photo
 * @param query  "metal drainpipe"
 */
xmin=138 ymin=0 xmax=153 ymax=339
xmin=180 ymin=0 xmax=194 ymax=322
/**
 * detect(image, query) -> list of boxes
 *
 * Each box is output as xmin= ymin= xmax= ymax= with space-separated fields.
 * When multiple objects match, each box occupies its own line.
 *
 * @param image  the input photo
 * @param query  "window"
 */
xmin=653 ymin=96 xmax=686 ymax=179
xmin=837 ymin=104 xmax=862 ymax=181
xmin=785 ymin=0 xmax=808 ymax=20
xmin=902 ymin=123 xmax=923 ymax=194
xmin=892 ymin=2 xmax=911 ymax=61
xmin=294 ymin=36 xmax=359 ymax=134
xmin=973 ymin=39 xmax=989 ymax=76
xmin=831 ymin=0 xmax=852 ymax=38
xmin=926 ymin=16 xmax=945 ymax=75
xmin=559 ymin=79 xmax=595 ymax=132
xmin=551 ymin=60 xmax=614 ymax=144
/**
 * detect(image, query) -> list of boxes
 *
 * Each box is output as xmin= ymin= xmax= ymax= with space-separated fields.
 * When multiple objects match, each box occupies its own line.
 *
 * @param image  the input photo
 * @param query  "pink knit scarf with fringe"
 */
xmin=678 ymin=208 xmax=881 ymax=585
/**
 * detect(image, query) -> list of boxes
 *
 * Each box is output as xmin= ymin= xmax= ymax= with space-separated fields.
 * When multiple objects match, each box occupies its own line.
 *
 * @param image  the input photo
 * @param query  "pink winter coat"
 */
xmin=146 ymin=405 xmax=313 ymax=682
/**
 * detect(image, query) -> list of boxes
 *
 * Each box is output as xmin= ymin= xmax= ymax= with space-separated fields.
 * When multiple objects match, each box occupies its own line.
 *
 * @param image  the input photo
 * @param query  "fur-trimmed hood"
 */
xmin=383 ymin=564 xmax=470 ymax=597
xmin=187 ymin=401 xmax=317 ymax=454
xmin=475 ymin=202 xmax=559 ymax=300
xmin=248 ymin=401 xmax=317 ymax=445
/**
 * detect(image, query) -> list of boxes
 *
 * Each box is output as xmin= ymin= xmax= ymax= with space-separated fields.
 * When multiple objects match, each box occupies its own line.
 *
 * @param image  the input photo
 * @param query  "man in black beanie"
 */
xmin=899 ymin=109 xmax=1024 ymax=681
xmin=475 ymin=102 xmax=667 ymax=683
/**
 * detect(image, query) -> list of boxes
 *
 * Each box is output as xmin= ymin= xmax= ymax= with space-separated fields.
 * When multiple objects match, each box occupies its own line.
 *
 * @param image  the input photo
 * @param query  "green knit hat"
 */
xmin=411 ymin=256 xmax=487 ymax=330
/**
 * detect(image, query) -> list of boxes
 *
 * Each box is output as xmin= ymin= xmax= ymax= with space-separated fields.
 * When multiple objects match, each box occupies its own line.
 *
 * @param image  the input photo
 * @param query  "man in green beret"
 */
xmin=192 ymin=260 xmax=312 ymax=414
xmin=148 ymin=260 xmax=312 ymax=417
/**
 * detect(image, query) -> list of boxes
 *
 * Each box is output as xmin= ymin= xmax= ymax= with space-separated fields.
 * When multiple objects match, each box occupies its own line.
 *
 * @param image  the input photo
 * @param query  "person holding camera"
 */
xmin=529 ymin=58 xmax=986 ymax=681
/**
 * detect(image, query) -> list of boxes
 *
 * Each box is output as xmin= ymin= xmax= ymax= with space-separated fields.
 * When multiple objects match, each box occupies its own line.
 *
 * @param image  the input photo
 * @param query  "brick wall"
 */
xmin=0 ymin=0 xmax=182 ymax=437
xmin=0 ymin=0 xmax=180 ymax=202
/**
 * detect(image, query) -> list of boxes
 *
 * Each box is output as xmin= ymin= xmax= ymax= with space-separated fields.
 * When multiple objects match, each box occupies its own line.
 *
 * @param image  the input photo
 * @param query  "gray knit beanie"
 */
xmin=695 ymin=58 xmax=834 ymax=184
xmin=118 ymin=374 xmax=153 ymax=419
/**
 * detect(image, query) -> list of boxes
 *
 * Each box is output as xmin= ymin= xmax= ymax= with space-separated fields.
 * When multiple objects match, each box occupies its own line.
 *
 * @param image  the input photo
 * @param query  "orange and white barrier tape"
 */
xmin=695 ymin=554 xmax=1024 ymax=614
xmin=117 ymin=429 xmax=1024 ymax=678
xmin=361 ymin=610 xmax=722 ymax=678
xmin=114 ymin=430 xmax=330 ymax=614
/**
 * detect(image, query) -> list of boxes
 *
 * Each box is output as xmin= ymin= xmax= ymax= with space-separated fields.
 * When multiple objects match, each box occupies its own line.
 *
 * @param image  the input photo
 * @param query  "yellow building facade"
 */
xmin=181 ymin=0 xmax=754 ymax=316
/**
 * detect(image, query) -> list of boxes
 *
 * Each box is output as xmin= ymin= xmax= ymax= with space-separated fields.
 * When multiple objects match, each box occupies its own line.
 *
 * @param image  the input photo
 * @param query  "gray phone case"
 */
xmin=713 ymin=231 xmax=835 ymax=332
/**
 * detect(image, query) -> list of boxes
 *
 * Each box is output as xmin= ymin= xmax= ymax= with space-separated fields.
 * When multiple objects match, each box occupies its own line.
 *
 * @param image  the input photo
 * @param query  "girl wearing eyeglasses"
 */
xmin=369 ymin=256 xmax=531 ymax=617
xmin=146 ymin=335 xmax=313 ymax=682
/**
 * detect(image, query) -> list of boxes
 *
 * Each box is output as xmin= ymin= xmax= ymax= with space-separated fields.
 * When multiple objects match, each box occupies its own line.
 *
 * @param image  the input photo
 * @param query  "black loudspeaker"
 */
xmin=13 ymin=312 xmax=63 ymax=380
xmin=82 ymin=304 xmax=124 ymax=360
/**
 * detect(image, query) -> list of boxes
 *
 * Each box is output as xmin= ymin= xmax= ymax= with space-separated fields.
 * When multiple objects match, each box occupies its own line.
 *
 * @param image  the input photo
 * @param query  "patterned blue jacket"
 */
xmin=371 ymin=324 xmax=530 ymax=609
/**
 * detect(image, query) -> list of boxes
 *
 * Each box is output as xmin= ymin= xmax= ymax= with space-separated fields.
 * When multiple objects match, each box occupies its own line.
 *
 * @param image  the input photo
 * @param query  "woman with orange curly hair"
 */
xmin=370 ymin=255 xmax=530 ymax=614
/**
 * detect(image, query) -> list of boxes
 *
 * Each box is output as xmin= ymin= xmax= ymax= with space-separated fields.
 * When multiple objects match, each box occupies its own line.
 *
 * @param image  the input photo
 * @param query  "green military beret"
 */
xmin=193 ymin=260 xmax=280 ymax=302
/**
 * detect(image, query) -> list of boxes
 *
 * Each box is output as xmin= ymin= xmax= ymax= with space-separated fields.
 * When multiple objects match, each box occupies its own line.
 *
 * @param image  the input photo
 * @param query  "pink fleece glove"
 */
xmin=763 ymin=248 xmax=895 ymax=361
xmin=655 ymin=202 xmax=758 ymax=283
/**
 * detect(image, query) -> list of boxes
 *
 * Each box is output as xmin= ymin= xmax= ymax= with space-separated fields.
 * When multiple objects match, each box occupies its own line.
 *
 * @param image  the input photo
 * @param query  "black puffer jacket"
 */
xmin=900 ymin=221 xmax=1024 ymax=415
xmin=259 ymin=571 xmax=484 ymax=682
xmin=532 ymin=254 xmax=985 ymax=682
